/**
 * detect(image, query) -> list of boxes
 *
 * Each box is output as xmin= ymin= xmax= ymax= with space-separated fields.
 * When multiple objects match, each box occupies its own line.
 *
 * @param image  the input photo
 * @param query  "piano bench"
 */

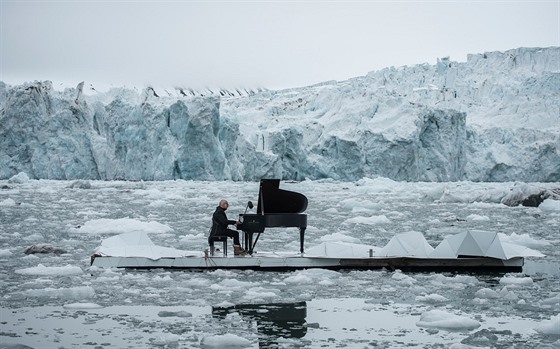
xmin=209 ymin=236 xmax=228 ymax=256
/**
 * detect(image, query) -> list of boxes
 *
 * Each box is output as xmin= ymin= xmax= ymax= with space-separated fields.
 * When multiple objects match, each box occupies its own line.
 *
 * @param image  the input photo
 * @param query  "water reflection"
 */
xmin=213 ymin=301 xmax=307 ymax=347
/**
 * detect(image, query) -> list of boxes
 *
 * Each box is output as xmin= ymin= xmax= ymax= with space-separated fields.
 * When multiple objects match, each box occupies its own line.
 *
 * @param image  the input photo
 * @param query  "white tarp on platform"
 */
xmin=430 ymin=230 xmax=545 ymax=260
xmin=305 ymin=241 xmax=380 ymax=258
xmin=377 ymin=231 xmax=435 ymax=257
xmin=95 ymin=231 xmax=195 ymax=260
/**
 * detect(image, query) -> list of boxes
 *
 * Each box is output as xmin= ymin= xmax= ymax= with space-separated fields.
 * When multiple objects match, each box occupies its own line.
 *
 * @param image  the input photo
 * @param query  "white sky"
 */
xmin=1 ymin=0 xmax=559 ymax=90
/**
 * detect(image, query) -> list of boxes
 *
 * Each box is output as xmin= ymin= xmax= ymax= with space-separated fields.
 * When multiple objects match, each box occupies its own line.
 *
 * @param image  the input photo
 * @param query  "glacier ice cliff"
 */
xmin=0 ymin=47 xmax=558 ymax=182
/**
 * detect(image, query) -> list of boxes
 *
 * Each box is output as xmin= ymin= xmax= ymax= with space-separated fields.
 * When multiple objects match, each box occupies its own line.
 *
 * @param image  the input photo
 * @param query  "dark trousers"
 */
xmin=212 ymin=229 xmax=241 ymax=246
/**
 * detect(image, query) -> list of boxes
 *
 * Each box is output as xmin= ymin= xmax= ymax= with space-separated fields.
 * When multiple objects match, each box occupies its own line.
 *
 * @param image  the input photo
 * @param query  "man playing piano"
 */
xmin=209 ymin=199 xmax=247 ymax=256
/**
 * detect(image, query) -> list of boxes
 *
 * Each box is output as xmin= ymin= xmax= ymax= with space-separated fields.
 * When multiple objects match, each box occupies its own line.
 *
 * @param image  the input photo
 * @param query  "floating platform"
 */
xmin=91 ymin=253 xmax=525 ymax=272
xmin=90 ymin=231 xmax=540 ymax=272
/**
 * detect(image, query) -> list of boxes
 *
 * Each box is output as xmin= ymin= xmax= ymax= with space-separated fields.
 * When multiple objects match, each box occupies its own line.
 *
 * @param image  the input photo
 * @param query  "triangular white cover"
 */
xmin=96 ymin=231 xmax=189 ymax=260
xmin=430 ymin=230 xmax=545 ymax=260
xmin=378 ymin=231 xmax=434 ymax=257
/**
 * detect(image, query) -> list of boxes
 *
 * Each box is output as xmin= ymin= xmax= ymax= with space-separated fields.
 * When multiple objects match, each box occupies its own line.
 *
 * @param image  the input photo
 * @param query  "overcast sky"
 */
xmin=1 ymin=0 xmax=558 ymax=91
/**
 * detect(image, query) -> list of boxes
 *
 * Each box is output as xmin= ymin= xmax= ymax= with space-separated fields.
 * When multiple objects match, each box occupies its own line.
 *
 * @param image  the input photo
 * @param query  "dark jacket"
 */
xmin=210 ymin=206 xmax=236 ymax=237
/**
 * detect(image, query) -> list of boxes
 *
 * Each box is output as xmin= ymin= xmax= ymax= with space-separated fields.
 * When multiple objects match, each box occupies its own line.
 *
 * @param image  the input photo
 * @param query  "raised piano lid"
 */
xmin=257 ymin=179 xmax=308 ymax=214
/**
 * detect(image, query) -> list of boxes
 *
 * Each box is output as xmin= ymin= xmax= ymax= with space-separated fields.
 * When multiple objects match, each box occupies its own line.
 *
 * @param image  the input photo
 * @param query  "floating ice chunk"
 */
xmin=0 ymin=198 xmax=16 ymax=206
xmin=67 ymin=180 xmax=91 ymax=189
xmin=200 ymin=333 xmax=251 ymax=348
xmin=534 ymin=314 xmax=560 ymax=336
xmin=319 ymin=232 xmax=361 ymax=243
xmin=416 ymin=293 xmax=449 ymax=303
xmin=148 ymin=199 xmax=168 ymax=207
xmin=0 ymin=249 xmax=13 ymax=257
xmin=498 ymin=232 xmax=550 ymax=248
xmin=499 ymin=287 xmax=519 ymax=301
xmin=15 ymin=264 xmax=83 ymax=276
xmin=540 ymin=199 xmax=560 ymax=211
xmin=151 ymin=333 xmax=181 ymax=347
xmin=339 ymin=197 xmax=381 ymax=210
xmin=430 ymin=274 xmax=479 ymax=286
xmin=416 ymin=309 xmax=481 ymax=330
xmin=22 ymin=286 xmax=95 ymax=299
xmin=210 ymin=279 xmax=257 ymax=292
xmin=392 ymin=271 xmax=416 ymax=285
xmin=134 ymin=188 xmax=163 ymax=198
xmin=449 ymin=344 xmax=480 ymax=349
xmin=8 ymin=172 xmax=30 ymax=183
xmin=63 ymin=302 xmax=104 ymax=309
xmin=474 ymin=288 xmax=500 ymax=299
xmin=158 ymin=310 xmax=192 ymax=318
xmin=499 ymin=275 xmax=534 ymax=286
xmin=466 ymin=214 xmax=490 ymax=221
xmin=283 ymin=268 xmax=339 ymax=285
xmin=344 ymin=215 xmax=390 ymax=224
xmin=214 ymin=301 xmax=235 ymax=308
xmin=541 ymin=294 xmax=560 ymax=307
xmin=72 ymin=217 xmax=173 ymax=234
xmin=243 ymin=286 xmax=279 ymax=301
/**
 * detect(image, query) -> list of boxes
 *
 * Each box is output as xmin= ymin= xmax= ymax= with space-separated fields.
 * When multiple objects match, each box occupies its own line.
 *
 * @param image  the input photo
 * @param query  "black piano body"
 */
xmin=237 ymin=179 xmax=308 ymax=254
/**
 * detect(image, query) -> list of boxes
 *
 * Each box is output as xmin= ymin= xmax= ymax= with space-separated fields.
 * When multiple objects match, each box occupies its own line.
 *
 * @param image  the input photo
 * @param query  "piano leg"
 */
xmin=243 ymin=231 xmax=258 ymax=254
xmin=299 ymin=227 xmax=306 ymax=254
xmin=251 ymin=232 xmax=262 ymax=254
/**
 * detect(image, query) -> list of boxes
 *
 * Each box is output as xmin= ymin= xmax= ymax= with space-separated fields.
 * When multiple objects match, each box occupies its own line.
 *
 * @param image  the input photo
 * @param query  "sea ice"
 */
xmin=200 ymin=333 xmax=251 ymax=348
xmin=0 ymin=198 xmax=16 ymax=206
xmin=71 ymin=217 xmax=173 ymax=234
xmin=534 ymin=314 xmax=560 ymax=336
xmin=7 ymin=172 xmax=29 ymax=183
xmin=540 ymin=199 xmax=560 ymax=211
xmin=416 ymin=309 xmax=481 ymax=330
xmin=499 ymin=275 xmax=534 ymax=286
xmin=475 ymin=288 xmax=500 ymax=299
xmin=416 ymin=294 xmax=449 ymax=304
xmin=22 ymin=286 xmax=95 ymax=299
xmin=344 ymin=215 xmax=390 ymax=224
xmin=15 ymin=264 xmax=83 ymax=276
xmin=63 ymin=302 xmax=104 ymax=309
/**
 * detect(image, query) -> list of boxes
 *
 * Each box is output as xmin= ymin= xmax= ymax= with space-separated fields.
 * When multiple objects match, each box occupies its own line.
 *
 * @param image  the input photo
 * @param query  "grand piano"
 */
xmin=237 ymin=179 xmax=308 ymax=254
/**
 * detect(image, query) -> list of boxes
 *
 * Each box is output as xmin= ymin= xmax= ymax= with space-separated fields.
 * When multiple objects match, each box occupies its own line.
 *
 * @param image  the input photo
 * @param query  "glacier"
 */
xmin=0 ymin=46 xmax=558 ymax=181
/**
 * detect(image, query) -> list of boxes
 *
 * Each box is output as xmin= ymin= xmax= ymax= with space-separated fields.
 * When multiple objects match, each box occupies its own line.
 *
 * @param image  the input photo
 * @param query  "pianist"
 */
xmin=209 ymin=199 xmax=247 ymax=256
